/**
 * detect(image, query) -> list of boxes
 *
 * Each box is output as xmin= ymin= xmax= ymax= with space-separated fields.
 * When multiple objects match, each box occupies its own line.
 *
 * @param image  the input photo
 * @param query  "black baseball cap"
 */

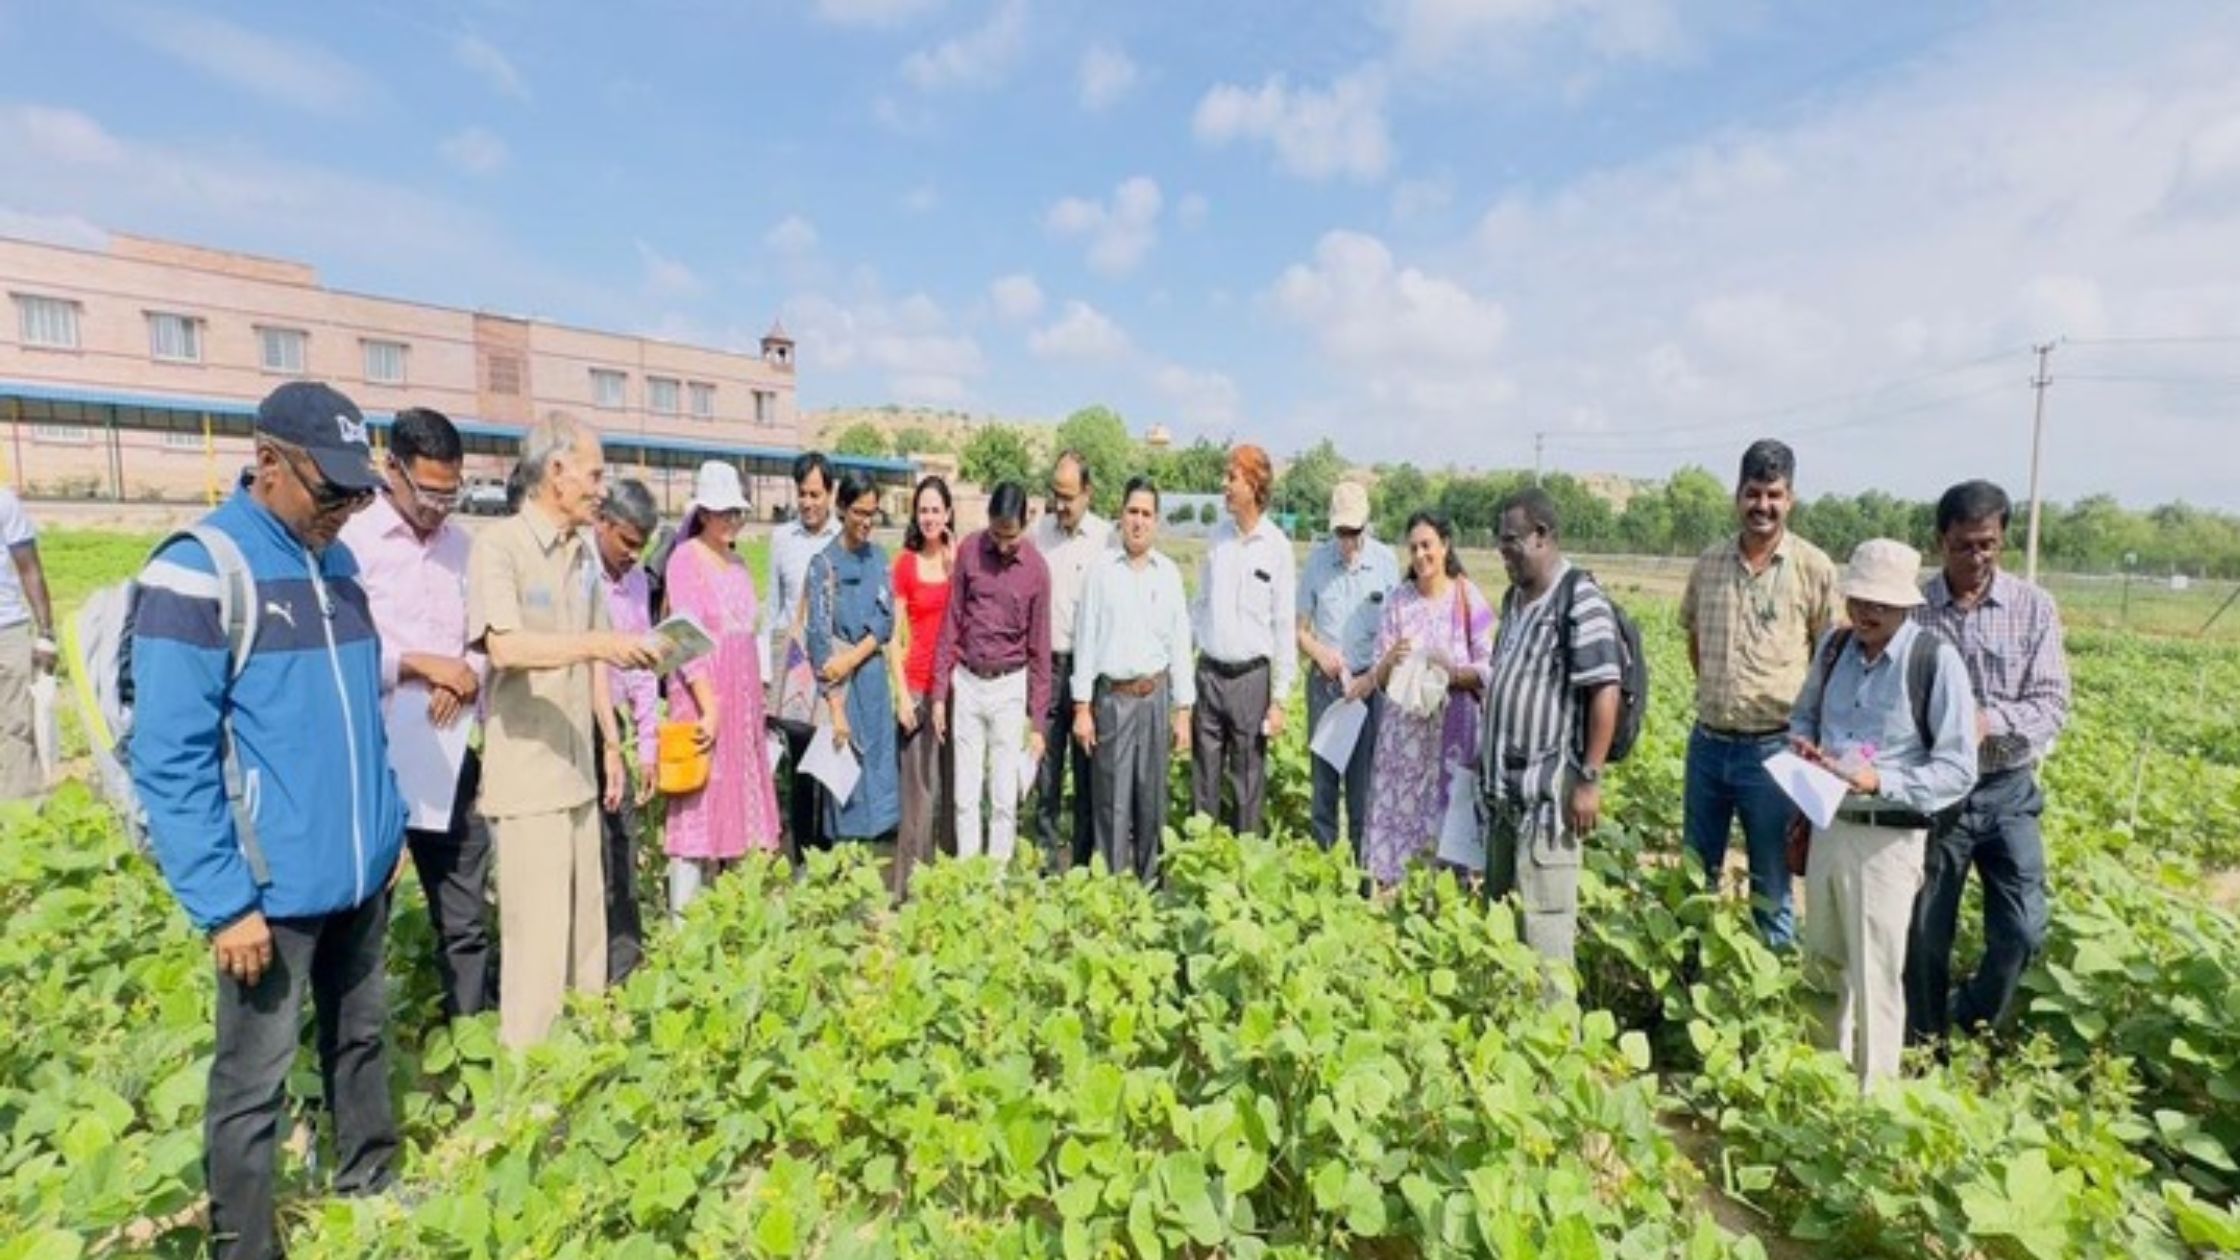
xmin=255 ymin=381 xmax=381 ymax=491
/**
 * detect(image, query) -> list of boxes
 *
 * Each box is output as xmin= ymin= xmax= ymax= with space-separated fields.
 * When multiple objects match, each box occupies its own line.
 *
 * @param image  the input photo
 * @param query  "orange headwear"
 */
xmin=1229 ymin=443 xmax=1274 ymax=510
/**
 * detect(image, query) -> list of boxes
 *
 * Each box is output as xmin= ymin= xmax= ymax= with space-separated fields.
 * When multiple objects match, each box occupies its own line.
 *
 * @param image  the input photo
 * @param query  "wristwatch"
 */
xmin=1576 ymin=763 xmax=1603 ymax=784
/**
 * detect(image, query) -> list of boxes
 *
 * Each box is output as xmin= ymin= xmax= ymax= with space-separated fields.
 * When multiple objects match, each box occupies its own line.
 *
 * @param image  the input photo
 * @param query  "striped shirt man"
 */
xmin=1913 ymin=569 xmax=2070 ymax=774
xmin=1482 ymin=562 xmax=1626 ymax=810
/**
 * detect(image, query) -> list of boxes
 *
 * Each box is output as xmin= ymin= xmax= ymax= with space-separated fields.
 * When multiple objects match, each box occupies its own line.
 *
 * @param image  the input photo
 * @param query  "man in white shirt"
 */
xmin=1028 ymin=450 xmax=1113 ymax=872
xmin=1190 ymin=444 xmax=1297 ymax=836
xmin=1072 ymin=477 xmax=1193 ymax=882
xmin=763 ymin=451 xmax=841 ymax=861
xmin=0 ymin=487 xmax=57 ymax=799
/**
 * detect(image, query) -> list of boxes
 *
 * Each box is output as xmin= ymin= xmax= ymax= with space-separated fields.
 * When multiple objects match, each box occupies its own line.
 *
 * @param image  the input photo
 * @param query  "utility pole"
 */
xmin=2024 ymin=341 xmax=2056 ymax=583
xmin=1533 ymin=431 xmax=1545 ymax=485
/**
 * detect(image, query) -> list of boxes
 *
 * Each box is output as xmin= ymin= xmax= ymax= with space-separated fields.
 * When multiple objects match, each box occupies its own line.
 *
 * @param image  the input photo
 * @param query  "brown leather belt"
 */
xmin=1102 ymin=675 xmax=1161 ymax=698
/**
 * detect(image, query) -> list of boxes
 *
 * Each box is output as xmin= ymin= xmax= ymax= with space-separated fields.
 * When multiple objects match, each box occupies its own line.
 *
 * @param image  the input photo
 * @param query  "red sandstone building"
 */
xmin=0 ymin=231 xmax=906 ymax=510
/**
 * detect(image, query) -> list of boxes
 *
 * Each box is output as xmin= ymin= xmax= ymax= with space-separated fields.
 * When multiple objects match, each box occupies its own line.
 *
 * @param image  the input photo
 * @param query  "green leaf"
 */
xmin=1618 ymin=1030 xmax=1652 ymax=1073
xmin=754 ymin=1202 xmax=800 ymax=1256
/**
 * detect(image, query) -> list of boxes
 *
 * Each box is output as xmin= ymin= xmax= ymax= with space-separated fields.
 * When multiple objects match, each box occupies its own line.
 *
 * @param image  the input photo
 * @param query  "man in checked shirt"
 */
xmin=1905 ymin=479 xmax=2072 ymax=1045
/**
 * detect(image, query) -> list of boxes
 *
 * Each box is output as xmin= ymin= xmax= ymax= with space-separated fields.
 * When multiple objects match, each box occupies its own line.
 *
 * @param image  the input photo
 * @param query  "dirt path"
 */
xmin=1661 ymin=1114 xmax=1823 ymax=1260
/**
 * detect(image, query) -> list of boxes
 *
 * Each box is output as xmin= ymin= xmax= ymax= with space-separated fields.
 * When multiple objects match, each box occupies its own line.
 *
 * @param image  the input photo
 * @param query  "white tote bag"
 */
xmin=1433 ymin=759 xmax=1486 ymax=872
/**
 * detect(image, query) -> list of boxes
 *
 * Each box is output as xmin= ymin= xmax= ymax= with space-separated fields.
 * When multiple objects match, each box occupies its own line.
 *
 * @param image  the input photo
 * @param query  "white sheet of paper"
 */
xmin=1310 ymin=697 xmax=1371 ymax=771
xmin=385 ymin=682 xmax=473 ymax=831
xmin=800 ymin=731 xmax=862 ymax=805
xmin=1762 ymin=750 xmax=1851 ymax=831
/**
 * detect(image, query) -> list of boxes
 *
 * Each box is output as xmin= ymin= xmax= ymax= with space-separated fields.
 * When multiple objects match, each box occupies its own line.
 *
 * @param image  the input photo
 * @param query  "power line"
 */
xmin=1541 ymin=377 xmax=2021 ymax=457
xmin=2065 ymin=334 xmax=2240 ymax=347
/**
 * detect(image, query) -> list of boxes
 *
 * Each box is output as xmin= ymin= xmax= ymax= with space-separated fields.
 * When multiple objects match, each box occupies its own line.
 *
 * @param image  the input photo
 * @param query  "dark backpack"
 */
xmin=1813 ymin=625 xmax=1947 ymax=750
xmin=1553 ymin=567 xmax=1649 ymax=763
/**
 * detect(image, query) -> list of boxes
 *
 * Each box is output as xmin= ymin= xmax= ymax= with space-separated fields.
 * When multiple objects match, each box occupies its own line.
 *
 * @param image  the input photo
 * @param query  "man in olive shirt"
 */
xmin=469 ymin=414 xmax=661 ymax=1049
xmin=1678 ymin=439 xmax=1839 ymax=948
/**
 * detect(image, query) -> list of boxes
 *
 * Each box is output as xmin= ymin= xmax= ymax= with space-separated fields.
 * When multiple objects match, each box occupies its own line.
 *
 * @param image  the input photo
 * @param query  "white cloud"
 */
xmin=1390 ymin=175 xmax=1454 ymax=224
xmin=1150 ymin=363 xmax=1242 ymax=428
xmin=988 ymin=272 xmax=1044 ymax=321
xmin=453 ymin=33 xmax=530 ymax=102
xmin=1268 ymin=229 xmax=1515 ymax=423
xmin=900 ymin=183 xmax=940 ymax=213
xmin=1191 ymin=69 xmax=1392 ymax=183
xmin=814 ymin=0 xmax=943 ymax=27
xmin=0 ymin=208 xmax=107 ymax=250
xmin=1044 ymin=175 xmax=1162 ymax=276
xmin=438 ymin=126 xmax=509 ymax=177
xmin=4 ymin=104 xmax=125 ymax=165
xmin=1385 ymin=0 xmax=1691 ymax=72
xmin=102 ymin=4 xmax=371 ymax=115
xmin=1029 ymin=300 xmax=1131 ymax=362
xmin=901 ymin=0 xmax=1027 ymax=91
xmin=1428 ymin=5 xmax=2240 ymax=506
xmin=763 ymin=215 xmax=821 ymax=257
xmin=1077 ymin=43 xmax=1138 ymax=111
xmin=1176 ymin=192 xmax=1210 ymax=229
xmin=636 ymin=240 xmax=703 ymax=300
xmin=785 ymin=288 xmax=985 ymax=404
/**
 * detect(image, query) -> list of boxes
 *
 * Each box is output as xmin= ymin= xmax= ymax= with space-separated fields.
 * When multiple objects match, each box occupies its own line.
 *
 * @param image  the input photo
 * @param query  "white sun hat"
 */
xmin=687 ymin=460 xmax=750 ymax=516
xmin=1839 ymin=538 xmax=1927 ymax=608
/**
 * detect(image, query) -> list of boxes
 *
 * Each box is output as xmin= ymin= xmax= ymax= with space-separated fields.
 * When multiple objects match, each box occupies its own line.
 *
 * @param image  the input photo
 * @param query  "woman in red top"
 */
xmin=890 ymin=475 xmax=956 ymax=895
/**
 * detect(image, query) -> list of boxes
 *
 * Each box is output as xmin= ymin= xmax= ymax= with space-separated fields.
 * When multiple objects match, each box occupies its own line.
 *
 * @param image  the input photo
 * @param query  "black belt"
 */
xmin=961 ymin=659 xmax=1024 ymax=681
xmin=1835 ymin=806 xmax=1934 ymax=831
xmin=1199 ymin=655 xmax=1269 ymax=680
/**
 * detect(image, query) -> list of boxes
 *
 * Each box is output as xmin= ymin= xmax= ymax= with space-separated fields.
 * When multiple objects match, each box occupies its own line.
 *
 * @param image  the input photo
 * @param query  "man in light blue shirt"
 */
xmin=1788 ymin=538 xmax=1979 ymax=1088
xmin=1295 ymin=481 xmax=1399 ymax=857
xmin=1072 ymin=477 xmax=1194 ymax=883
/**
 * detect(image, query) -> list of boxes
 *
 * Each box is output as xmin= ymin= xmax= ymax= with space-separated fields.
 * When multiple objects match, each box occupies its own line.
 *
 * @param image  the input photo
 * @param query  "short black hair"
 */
xmin=1122 ymin=474 xmax=1159 ymax=510
xmin=1935 ymin=479 xmax=2012 ymax=534
xmin=390 ymin=407 xmax=462 ymax=467
xmin=988 ymin=481 xmax=1029 ymax=527
xmin=792 ymin=450 xmax=832 ymax=492
xmin=1402 ymin=509 xmax=1464 ymax=578
xmin=1738 ymin=439 xmax=1796 ymax=491
xmin=1499 ymin=486 xmax=1560 ymax=538
xmin=604 ymin=478 xmax=658 ymax=534
xmin=835 ymin=469 xmax=879 ymax=510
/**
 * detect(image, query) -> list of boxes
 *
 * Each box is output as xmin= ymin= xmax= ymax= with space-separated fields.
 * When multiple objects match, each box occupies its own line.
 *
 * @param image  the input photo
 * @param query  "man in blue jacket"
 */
xmin=130 ymin=381 xmax=405 ymax=1260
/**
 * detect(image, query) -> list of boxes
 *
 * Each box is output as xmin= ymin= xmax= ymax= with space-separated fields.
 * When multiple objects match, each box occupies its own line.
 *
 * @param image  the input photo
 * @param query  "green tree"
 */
xmin=1541 ymin=472 xmax=1617 ymax=552
xmin=832 ymin=422 xmax=889 ymax=459
xmin=1662 ymin=466 xmax=1731 ymax=556
xmin=1274 ymin=439 xmax=1350 ymax=536
xmin=1162 ymin=438 xmax=1231 ymax=495
xmin=959 ymin=425 xmax=1038 ymax=490
xmin=1617 ymin=492 xmax=1673 ymax=554
xmin=1372 ymin=463 xmax=1431 ymax=538
xmin=1053 ymin=405 xmax=1137 ymax=515
xmin=892 ymin=425 xmax=947 ymax=455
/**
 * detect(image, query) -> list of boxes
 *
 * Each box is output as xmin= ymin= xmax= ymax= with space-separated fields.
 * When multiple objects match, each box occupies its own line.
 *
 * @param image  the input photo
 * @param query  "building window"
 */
xmin=257 ymin=326 xmax=308 ymax=374
xmin=162 ymin=430 xmax=206 ymax=451
xmin=486 ymin=352 xmax=523 ymax=396
xmin=15 ymin=295 xmax=80 ymax=350
xmin=362 ymin=339 xmax=408 ymax=385
xmin=31 ymin=423 xmax=90 ymax=444
xmin=647 ymin=376 xmax=680 ymax=415
xmin=688 ymin=381 xmax=716 ymax=419
xmin=591 ymin=369 xmax=627 ymax=409
xmin=147 ymin=312 xmax=203 ymax=363
xmin=753 ymin=389 xmax=776 ymax=427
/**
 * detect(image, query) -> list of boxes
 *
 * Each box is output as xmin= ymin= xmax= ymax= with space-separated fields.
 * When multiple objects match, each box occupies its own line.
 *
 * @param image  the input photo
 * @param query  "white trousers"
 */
xmin=952 ymin=667 xmax=1029 ymax=863
xmin=667 ymin=857 xmax=725 ymax=923
xmin=1802 ymin=819 xmax=1927 ymax=1089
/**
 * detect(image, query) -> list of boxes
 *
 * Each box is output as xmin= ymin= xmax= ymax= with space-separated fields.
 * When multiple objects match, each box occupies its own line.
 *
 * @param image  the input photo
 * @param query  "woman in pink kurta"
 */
xmin=663 ymin=463 xmax=783 ymax=919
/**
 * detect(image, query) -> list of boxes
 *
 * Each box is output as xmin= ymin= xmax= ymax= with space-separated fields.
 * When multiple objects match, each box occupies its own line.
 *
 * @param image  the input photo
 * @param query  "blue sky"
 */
xmin=3 ymin=0 xmax=2238 ymax=508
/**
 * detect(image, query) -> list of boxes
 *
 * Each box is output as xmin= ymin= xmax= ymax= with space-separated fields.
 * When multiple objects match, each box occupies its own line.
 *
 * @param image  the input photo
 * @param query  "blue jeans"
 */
xmin=1684 ymin=725 xmax=1797 ymax=948
xmin=1905 ymin=767 xmax=2048 ymax=1043
xmin=1306 ymin=672 xmax=1377 ymax=859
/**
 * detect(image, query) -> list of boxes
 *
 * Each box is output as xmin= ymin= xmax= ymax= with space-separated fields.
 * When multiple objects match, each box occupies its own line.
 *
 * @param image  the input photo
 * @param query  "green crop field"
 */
xmin=4 ymin=529 xmax=2238 ymax=1257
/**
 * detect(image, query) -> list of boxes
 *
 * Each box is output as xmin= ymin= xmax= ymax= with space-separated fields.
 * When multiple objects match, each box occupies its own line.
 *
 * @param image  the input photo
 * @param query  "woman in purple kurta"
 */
xmin=1354 ymin=511 xmax=1495 ymax=887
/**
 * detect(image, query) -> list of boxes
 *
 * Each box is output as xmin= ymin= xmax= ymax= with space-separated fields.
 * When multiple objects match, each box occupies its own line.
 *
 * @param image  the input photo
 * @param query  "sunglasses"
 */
xmin=280 ymin=448 xmax=376 ymax=512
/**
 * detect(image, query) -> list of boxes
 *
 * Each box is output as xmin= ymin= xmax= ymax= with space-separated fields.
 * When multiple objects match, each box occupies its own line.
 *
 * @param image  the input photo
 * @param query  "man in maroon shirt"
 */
xmin=932 ymin=482 xmax=1053 ymax=866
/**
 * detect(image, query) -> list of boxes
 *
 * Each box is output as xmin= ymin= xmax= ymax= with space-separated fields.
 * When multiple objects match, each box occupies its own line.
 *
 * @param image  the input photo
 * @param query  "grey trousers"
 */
xmin=1091 ymin=679 xmax=1172 ymax=883
xmin=1485 ymin=779 xmax=1584 ymax=976
xmin=1191 ymin=657 xmax=1270 ymax=835
xmin=1305 ymin=671 xmax=1377 ymax=858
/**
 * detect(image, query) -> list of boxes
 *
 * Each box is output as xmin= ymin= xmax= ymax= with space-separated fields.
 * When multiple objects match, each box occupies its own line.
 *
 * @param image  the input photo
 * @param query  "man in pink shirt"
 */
xmin=593 ymin=478 xmax=661 ymax=982
xmin=338 ymin=408 xmax=491 ymax=1018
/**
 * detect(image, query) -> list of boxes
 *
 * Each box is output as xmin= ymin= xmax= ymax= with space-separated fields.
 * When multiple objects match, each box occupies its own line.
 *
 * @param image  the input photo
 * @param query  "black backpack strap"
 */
xmin=1905 ymin=629 xmax=1944 ymax=751
xmin=1553 ymin=566 xmax=1587 ymax=674
xmin=1813 ymin=626 xmax=1853 ymax=740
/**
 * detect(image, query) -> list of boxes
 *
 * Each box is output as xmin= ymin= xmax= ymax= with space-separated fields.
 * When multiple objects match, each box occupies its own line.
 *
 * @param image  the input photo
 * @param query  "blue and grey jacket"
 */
xmin=129 ymin=489 xmax=405 ymax=932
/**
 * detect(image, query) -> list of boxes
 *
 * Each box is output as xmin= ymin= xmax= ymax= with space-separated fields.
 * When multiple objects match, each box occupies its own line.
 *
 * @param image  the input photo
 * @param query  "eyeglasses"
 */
xmin=278 ymin=447 xmax=375 ymax=512
xmin=845 ymin=504 xmax=880 ymax=523
xmin=1334 ymin=526 xmax=1363 ymax=539
xmin=390 ymin=458 xmax=461 ymax=511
